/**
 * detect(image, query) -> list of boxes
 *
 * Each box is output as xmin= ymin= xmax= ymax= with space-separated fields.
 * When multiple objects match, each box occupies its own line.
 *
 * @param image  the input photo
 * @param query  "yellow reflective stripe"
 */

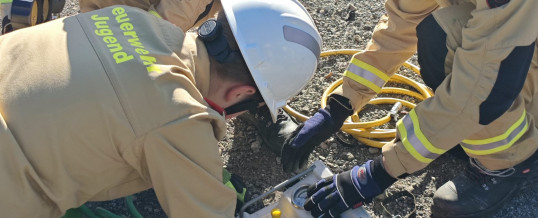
xmin=408 ymin=110 xmax=446 ymax=154
xmin=344 ymin=70 xmax=382 ymax=92
xmin=148 ymin=10 xmax=162 ymax=19
xmin=462 ymin=111 xmax=526 ymax=145
xmin=343 ymin=58 xmax=389 ymax=93
xmin=462 ymin=111 xmax=528 ymax=155
xmin=397 ymin=110 xmax=447 ymax=163
xmin=397 ymin=119 xmax=433 ymax=163
xmin=462 ymin=126 xmax=527 ymax=155
xmin=350 ymin=58 xmax=390 ymax=81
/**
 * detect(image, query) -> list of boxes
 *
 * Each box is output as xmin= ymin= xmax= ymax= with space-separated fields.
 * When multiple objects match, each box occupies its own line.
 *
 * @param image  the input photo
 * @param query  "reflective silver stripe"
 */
xmin=461 ymin=115 xmax=527 ymax=151
xmin=347 ymin=64 xmax=386 ymax=90
xmin=283 ymin=25 xmax=321 ymax=58
xmin=401 ymin=116 xmax=442 ymax=160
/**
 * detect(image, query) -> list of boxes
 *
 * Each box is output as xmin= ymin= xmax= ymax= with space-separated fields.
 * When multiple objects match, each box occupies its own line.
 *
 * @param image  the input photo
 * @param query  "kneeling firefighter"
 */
xmin=0 ymin=0 xmax=321 ymax=217
xmin=280 ymin=1 xmax=538 ymax=218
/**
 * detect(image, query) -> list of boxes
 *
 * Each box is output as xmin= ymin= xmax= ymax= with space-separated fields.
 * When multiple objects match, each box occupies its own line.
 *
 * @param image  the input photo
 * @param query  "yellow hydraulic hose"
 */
xmin=283 ymin=49 xmax=434 ymax=148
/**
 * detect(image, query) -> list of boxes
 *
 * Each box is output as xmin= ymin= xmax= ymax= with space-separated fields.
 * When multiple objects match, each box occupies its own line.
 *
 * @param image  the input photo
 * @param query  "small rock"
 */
xmin=368 ymin=147 xmax=379 ymax=154
xmin=250 ymin=140 xmax=261 ymax=152
xmin=347 ymin=3 xmax=357 ymax=11
xmin=346 ymin=152 xmax=355 ymax=160
xmin=330 ymin=143 xmax=338 ymax=149
xmin=327 ymin=162 xmax=338 ymax=168
xmin=354 ymin=35 xmax=362 ymax=43
xmin=319 ymin=156 xmax=326 ymax=161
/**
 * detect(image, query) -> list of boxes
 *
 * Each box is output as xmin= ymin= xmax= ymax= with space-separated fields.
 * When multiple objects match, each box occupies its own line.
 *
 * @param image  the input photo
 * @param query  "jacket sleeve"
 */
xmin=155 ymin=0 xmax=221 ymax=32
xmin=79 ymin=0 xmax=221 ymax=32
xmin=79 ymin=0 xmax=157 ymax=13
xmin=383 ymin=1 xmax=538 ymax=177
xmin=331 ymin=0 xmax=438 ymax=111
xmin=142 ymin=117 xmax=236 ymax=218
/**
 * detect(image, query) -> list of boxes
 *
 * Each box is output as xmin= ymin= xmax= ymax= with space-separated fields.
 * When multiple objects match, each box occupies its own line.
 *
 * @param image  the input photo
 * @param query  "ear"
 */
xmin=225 ymin=85 xmax=256 ymax=104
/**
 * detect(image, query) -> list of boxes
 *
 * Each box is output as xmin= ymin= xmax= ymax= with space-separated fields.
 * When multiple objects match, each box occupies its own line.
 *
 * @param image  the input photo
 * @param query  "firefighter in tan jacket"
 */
xmin=0 ymin=0 xmax=322 ymax=217
xmin=281 ymin=1 xmax=538 ymax=217
xmin=83 ymin=0 xmax=312 ymax=160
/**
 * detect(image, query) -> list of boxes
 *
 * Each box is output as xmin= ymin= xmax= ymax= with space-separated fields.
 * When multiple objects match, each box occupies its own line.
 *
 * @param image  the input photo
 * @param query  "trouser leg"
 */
xmin=416 ymin=4 xmax=473 ymax=160
xmin=420 ymin=4 xmax=538 ymax=217
xmin=417 ymin=3 xmax=538 ymax=170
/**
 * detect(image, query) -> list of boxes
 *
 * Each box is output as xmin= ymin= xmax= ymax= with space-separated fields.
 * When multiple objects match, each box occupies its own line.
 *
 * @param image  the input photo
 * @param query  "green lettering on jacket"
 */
xmin=90 ymin=7 xmax=163 ymax=73
xmin=91 ymin=14 xmax=134 ymax=64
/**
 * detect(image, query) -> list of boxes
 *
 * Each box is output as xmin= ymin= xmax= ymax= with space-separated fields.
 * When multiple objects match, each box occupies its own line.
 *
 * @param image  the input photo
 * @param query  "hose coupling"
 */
xmin=389 ymin=102 xmax=403 ymax=121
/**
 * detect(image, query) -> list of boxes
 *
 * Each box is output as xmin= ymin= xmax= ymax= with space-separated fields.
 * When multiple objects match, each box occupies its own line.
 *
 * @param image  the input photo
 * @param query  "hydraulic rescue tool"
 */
xmin=238 ymin=160 xmax=371 ymax=218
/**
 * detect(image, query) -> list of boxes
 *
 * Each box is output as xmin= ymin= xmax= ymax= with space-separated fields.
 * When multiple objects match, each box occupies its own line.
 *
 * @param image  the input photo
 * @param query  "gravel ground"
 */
xmin=53 ymin=0 xmax=538 ymax=217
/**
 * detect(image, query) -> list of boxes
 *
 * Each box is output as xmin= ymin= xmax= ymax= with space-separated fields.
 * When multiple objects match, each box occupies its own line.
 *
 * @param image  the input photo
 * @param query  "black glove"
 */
xmin=304 ymin=156 xmax=397 ymax=218
xmin=281 ymin=95 xmax=353 ymax=173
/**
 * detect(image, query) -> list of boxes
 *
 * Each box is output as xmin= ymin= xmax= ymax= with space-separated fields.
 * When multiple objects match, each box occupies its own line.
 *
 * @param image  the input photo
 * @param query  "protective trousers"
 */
xmin=417 ymin=3 xmax=538 ymax=170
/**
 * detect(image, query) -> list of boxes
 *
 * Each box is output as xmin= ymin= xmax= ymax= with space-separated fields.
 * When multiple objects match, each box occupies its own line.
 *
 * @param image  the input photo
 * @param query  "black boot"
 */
xmin=1 ymin=16 xmax=13 ymax=35
xmin=431 ymin=151 xmax=538 ymax=218
xmin=238 ymin=106 xmax=299 ymax=155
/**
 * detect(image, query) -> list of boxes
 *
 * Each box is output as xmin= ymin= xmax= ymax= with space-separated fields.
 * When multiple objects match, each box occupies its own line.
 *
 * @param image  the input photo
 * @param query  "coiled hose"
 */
xmin=283 ymin=49 xmax=434 ymax=148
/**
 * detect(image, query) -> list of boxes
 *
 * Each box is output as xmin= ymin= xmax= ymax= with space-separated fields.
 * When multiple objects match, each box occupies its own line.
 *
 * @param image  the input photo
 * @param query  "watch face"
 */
xmin=199 ymin=19 xmax=217 ymax=38
xmin=292 ymin=185 xmax=310 ymax=209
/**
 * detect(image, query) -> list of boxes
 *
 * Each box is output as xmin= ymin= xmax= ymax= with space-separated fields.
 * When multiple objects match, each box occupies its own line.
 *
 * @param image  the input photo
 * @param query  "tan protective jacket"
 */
xmin=79 ymin=0 xmax=222 ymax=32
xmin=0 ymin=6 xmax=235 ymax=218
xmin=332 ymin=0 xmax=538 ymax=176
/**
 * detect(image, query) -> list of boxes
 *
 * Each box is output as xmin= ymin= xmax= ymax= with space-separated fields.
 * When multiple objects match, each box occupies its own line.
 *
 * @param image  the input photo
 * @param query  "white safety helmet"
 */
xmin=221 ymin=0 xmax=322 ymax=122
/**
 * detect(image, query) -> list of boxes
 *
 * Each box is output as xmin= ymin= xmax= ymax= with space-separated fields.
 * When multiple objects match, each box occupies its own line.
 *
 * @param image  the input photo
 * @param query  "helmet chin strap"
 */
xmin=224 ymin=99 xmax=262 ymax=115
xmin=204 ymin=97 xmax=262 ymax=117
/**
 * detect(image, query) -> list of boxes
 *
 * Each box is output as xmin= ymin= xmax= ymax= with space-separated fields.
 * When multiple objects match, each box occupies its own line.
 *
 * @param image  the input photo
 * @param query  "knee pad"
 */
xmin=416 ymin=14 xmax=448 ymax=91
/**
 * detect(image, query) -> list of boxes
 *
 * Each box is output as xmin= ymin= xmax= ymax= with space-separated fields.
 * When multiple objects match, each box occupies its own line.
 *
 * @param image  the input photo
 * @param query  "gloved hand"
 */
xmin=304 ymin=157 xmax=397 ymax=218
xmin=281 ymin=95 xmax=353 ymax=173
xmin=223 ymin=169 xmax=248 ymax=215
